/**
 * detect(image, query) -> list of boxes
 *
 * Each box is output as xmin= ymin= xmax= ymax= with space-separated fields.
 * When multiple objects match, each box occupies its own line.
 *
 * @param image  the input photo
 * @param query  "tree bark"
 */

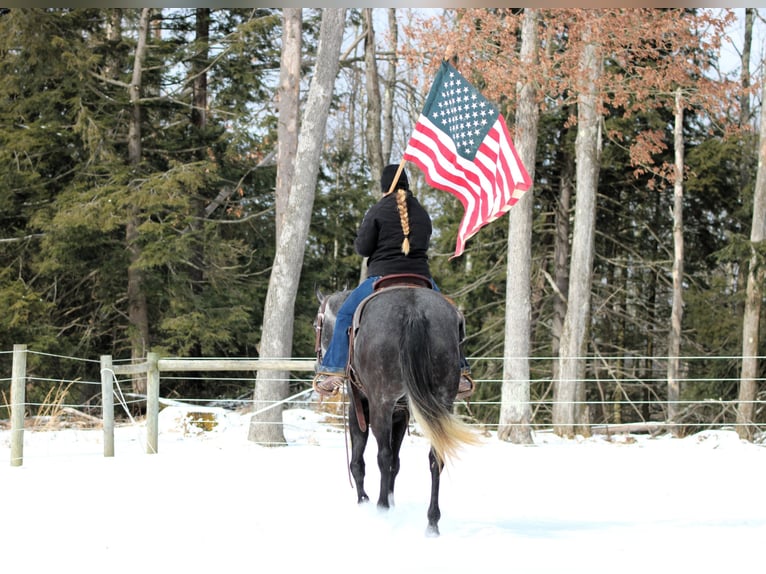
xmin=553 ymin=22 xmax=601 ymax=438
xmin=551 ymin=122 xmax=573 ymax=383
xmin=381 ymin=8 xmax=397 ymax=164
xmin=740 ymin=8 xmax=753 ymax=131
xmin=498 ymin=8 xmax=539 ymax=444
xmin=736 ymin=46 xmax=766 ymax=441
xmin=364 ymin=8 xmax=383 ymax=188
xmin=126 ymin=7 xmax=152 ymax=398
xmin=275 ymin=8 xmax=302 ymax=243
xmin=667 ymin=87 xmax=684 ymax=435
xmin=192 ymin=8 xmax=209 ymax=132
xmin=248 ymin=8 xmax=345 ymax=445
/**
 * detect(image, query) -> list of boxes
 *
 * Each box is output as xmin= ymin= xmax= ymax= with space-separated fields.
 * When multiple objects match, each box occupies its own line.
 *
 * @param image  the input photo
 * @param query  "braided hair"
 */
xmin=380 ymin=164 xmax=412 ymax=256
xmin=395 ymin=188 xmax=411 ymax=255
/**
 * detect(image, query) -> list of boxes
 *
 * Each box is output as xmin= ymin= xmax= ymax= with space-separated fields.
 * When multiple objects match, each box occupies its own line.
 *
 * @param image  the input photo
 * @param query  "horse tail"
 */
xmin=400 ymin=306 xmax=480 ymax=466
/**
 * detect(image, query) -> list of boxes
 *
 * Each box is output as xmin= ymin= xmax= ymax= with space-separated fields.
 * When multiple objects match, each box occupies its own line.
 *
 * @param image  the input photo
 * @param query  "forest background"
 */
xmin=1 ymin=8 xmax=765 ymax=443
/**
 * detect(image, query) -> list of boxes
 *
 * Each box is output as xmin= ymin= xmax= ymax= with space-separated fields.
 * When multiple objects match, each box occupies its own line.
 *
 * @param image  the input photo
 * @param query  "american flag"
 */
xmin=403 ymin=61 xmax=532 ymax=258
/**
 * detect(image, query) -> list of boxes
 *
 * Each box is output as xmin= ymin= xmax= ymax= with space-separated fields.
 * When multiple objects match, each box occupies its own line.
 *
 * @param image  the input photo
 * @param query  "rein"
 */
xmin=314 ymin=296 xmax=355 ymax=488
xmin=342 ymin=387 xmax=354 ymax=488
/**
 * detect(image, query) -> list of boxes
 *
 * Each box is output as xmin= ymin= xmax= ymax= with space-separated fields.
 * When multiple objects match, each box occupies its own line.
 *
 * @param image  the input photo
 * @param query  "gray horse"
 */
xmin=315 ymin=285 xmax=479 ymax=536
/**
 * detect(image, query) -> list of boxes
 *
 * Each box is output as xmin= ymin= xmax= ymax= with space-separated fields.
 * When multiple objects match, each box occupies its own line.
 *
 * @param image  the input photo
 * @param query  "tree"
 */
xmin=553 ymin=19 xmax=601 ymax=438
xmin=248 ymin=8 xmax=346 ymax=445
xmin=498 ymin=8 xmax=539 ymax=444
xmin=125 ymin=8 xmax=152 ymax=397
xmin=0 ymin=9 xmax=285 ymax=403
xmin=364 ymin=8 xmax=383 ymax=187
xmin=275 ymin=9 xmax=302 ymax=242
xmin=382 ymin=8 xmax=398 ymax=164
xmin=736 ymin=39 xmax=766 ymax=440
xmin=667 ymin=87 xmax=684 ymax=433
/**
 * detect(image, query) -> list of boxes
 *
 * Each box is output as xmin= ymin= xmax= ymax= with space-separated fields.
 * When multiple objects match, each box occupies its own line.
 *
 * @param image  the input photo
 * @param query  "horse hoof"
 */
xmin=357 ymin=495 xmax=370 ymax=504
xmin=425 ymin=524 xmax=440 ymax=537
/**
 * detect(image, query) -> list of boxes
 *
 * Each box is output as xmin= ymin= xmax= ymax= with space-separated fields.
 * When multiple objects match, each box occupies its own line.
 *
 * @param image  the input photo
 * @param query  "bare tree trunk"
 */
xmin=740 ymin=8 xmax=753 ymax=132
xmin=248 ymin=8 xmax=346 ymax=444
xmin=498 ymin=8 xmax=538 ymax=444
xmin=381 ymin=8 xmax=397 ymax=164
xmin=192 ymin=9 xmax=209 ymax=132
xmin=359 ymin=8 xmax=384 ymax=284
xmin=667 ymin=87 xmax=684 ymax=435
xmin=275 ymin=9 xmax=302 ymax=242
xmin=553 ymin=23 xmax=601 ymax=438
xmin=551 ymin=124 xmax=573 ymax=382
xmin=364 ymin=8 xmax=383 ymax=187
xmin=737 ymin=46 xmax=766 ymax=441
xmin=126 ymin=8 xmax=151 ymax=398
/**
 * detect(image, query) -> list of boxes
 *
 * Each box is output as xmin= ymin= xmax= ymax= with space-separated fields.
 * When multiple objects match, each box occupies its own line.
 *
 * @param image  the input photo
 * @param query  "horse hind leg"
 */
xmin=371 ymin=407 xmax=397 ymax=510
xmin=349 ymin=396 xmax=370 ymax=504
xmin=387 ymin=403 xmax=410 ymax=506
xmin=426 ymin=448 xmax=442 ymax=537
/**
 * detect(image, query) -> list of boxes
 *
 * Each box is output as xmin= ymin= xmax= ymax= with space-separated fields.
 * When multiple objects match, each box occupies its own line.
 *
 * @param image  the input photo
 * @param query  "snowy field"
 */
xmin=2 ymin=405 xmax=765 ymax=574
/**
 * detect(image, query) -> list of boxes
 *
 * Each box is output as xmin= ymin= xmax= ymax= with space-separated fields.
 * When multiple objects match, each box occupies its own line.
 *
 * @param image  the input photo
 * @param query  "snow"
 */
xmin=2 ymin=405 xmax=765 ymax=574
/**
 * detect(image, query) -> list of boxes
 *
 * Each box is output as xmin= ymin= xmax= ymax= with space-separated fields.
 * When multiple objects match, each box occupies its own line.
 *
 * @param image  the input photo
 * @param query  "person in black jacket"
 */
xmin=313 ymin=164 xmax=474 ymax=399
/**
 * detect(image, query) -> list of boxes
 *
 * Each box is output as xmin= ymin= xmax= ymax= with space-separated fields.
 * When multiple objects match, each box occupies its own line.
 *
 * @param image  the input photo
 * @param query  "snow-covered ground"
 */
xmin=2 ymin=405 xmax=764 ymax=573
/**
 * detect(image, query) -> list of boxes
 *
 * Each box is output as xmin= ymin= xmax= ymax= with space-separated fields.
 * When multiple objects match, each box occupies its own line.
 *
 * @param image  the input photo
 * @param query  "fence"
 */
xmin=3 ymin=345 xmax=317 ymax=466
xmin=3 ymin=344 xmax=765 ymax=466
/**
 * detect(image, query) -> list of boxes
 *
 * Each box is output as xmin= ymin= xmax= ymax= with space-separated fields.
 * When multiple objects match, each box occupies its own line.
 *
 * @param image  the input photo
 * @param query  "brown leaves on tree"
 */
xmin=402 ymin=8 xmax=743 ymax=183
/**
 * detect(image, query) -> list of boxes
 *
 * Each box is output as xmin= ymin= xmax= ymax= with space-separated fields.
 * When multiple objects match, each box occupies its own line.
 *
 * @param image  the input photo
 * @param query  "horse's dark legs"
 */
xmin=426 ymin=448 xmax=442 ymax=537
xmin=348 ymin=397 xmax=370 ymax=504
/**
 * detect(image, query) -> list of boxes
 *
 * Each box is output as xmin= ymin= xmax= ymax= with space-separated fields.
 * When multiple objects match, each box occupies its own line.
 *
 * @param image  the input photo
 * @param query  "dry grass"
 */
xmin=0 ymin=382 xmax=102 ymax=431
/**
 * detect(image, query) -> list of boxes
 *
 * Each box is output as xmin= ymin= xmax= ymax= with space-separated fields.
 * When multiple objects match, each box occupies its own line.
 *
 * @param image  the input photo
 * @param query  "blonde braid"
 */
xmin=396 ymin=188 xmax=411 ymax=255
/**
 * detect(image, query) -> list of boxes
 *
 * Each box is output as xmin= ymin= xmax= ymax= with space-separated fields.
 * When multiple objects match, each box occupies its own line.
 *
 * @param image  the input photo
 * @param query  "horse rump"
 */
xmin=397 ymin=290 xmax=480 ymax=466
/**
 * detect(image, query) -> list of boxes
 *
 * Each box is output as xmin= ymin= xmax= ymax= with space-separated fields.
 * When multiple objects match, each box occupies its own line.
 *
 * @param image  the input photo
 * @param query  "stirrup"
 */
xmin=456 ymin=371 xmax=475 ymax=401
xmin=312 ymin=372 xmax=345 ymax=397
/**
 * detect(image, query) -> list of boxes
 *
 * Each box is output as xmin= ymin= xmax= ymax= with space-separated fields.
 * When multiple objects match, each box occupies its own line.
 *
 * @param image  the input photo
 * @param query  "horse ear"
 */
xmin=315 ymin=284 xmax=325 ymax=303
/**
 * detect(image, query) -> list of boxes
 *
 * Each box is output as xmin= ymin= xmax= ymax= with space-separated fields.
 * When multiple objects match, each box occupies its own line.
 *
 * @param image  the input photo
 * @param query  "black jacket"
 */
xmin=354 ymin=190 xmax=432 ymax=278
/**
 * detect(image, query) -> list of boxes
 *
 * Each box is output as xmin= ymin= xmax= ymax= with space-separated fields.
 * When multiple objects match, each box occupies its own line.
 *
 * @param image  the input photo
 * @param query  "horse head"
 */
xmin=313 ymin=288 xmax=350 ymax=365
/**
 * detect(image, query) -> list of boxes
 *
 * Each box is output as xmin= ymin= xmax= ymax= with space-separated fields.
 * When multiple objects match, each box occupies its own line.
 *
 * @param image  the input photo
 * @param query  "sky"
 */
xmin=2 ymin=404 xmax=765 ymax=574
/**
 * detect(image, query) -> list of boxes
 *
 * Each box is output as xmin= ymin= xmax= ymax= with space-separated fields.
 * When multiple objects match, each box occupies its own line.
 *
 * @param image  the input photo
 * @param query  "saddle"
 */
xmin=372 ymin=273 xmax=433 ymax=291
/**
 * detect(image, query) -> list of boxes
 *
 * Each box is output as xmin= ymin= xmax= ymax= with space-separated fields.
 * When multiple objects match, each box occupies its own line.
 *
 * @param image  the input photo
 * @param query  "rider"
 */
xmin=312 ymin=163 xmax=474 ymax=400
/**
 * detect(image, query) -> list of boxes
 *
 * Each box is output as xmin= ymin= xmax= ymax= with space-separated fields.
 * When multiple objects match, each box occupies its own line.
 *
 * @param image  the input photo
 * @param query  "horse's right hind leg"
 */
xmin=348 ymin=395 xmax=370 ymax=504
xmin=387 ymin=403 xmax=410 ymax=506
xmin=371 ymin=404 xmax=397 ymax=510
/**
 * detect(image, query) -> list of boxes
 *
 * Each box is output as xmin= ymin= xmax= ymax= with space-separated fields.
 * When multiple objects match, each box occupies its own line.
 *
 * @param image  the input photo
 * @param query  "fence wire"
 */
xmin=2 ymin=349 xmax=765 ymax=453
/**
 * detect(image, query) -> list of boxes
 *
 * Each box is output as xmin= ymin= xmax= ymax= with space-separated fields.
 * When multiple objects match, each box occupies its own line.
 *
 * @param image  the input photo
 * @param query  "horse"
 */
xmin=314 ymin=281 xmax=480 ymax=536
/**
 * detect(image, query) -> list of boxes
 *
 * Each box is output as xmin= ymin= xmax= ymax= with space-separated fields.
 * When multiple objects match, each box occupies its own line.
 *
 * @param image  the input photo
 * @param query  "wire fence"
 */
xmin=2 ymin=346 xmax=765 ymax=465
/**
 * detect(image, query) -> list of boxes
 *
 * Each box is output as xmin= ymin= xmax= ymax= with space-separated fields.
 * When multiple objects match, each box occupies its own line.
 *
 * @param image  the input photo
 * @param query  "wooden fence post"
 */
xmin=100 ymin=355 xmax=114 ymax=457
xmin=10 ymin=344 xmax=27 ymax=467
xmin=145 ymin=352 xmax=160 ymax=454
